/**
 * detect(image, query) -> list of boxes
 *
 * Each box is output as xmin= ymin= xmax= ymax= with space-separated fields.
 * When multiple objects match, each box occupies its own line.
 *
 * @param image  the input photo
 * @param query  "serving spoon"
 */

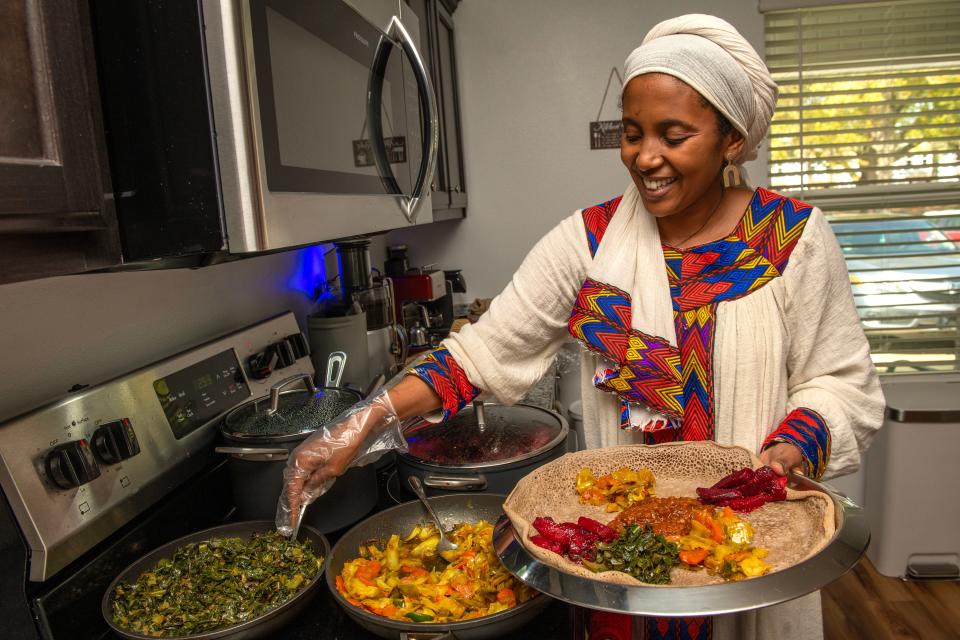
xmin=407 ymin=475 xmax=459 ymax=558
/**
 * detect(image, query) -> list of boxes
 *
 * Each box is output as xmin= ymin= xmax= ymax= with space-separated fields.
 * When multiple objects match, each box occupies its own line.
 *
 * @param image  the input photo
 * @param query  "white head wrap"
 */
xmin=623 ymin=14 xmax=778 ymax=163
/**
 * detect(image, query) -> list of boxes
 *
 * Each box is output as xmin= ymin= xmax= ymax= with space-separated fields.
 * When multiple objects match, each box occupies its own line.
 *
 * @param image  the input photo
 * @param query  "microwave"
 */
xmin=90 ymin=0 xmax=437 ymax=267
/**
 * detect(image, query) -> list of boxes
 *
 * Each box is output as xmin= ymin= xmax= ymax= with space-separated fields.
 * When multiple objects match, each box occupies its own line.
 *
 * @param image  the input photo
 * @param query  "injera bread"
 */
xmin=502 ymin=442 xmax=835 ymax=587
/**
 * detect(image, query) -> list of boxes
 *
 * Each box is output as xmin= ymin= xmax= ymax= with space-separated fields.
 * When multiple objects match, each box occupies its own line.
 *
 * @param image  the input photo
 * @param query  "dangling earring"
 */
xmin=722 ymin=154 xmax=741 ymax=188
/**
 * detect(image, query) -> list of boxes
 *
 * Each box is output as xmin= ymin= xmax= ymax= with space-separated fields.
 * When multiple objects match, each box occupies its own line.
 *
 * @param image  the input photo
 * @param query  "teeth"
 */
xmin=643 ymin=177 xmax=676 ymax=191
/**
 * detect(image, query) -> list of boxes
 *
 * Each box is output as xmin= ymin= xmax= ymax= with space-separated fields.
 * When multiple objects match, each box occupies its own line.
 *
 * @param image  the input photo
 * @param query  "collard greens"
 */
xmin=112 ymin=531 xmax=323 ymax=637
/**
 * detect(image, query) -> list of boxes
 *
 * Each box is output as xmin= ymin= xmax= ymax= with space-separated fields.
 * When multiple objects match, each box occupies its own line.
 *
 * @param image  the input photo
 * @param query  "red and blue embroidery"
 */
xmin=572 ymin=187 xmax=814 ymax=443
xmin=763 ymin=408 xmax=832 ymax=480
xmin=569 ymin=278 xmax=683 ymax=422
xmin=407 ymin=348 xmax=479 ymax=421
xmin=582 ymin=196 xmax=623 ymax=257
xmin=646 ymin=616 xmax=713 ymax=640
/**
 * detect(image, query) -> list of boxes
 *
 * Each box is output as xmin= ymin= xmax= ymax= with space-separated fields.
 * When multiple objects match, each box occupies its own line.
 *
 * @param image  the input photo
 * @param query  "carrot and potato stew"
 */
xmin=336 ymin=521 xmax=536 ymax=623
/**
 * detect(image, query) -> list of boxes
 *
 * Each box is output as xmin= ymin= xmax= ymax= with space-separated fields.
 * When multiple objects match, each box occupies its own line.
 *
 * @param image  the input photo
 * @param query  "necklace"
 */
xmin=669 ymin=188 xmax=725 ymax=248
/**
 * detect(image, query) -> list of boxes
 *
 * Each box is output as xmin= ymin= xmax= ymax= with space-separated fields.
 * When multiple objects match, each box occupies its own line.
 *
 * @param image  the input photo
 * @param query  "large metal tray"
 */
xmin=493 ymin=474 xmax=869 ymax=616
xmin=102 ymin=520 xmax=330 ymax=640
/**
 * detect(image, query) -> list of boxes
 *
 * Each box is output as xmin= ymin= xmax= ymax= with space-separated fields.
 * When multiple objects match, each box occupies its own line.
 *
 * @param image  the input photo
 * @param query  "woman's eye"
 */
xmin=623 ymin=134 xmax=641 ymax=143
xmin=664 ymin=137 xmax=688 ymax=146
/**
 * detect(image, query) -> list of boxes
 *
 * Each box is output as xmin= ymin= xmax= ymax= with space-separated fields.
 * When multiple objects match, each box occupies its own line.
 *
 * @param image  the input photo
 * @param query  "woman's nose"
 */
xmin=632 ymin=141 xmax=662 ymax=172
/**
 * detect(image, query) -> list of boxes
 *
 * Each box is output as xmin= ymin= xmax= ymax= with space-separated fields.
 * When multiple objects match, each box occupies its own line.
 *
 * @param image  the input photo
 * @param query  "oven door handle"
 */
xmin=368 ymin=16 xmax=439 ymax=224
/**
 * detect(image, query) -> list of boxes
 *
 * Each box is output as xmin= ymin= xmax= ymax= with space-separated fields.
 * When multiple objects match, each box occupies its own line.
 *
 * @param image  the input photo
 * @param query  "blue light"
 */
xmin=287 ymin=244 xmax=335 ymax=301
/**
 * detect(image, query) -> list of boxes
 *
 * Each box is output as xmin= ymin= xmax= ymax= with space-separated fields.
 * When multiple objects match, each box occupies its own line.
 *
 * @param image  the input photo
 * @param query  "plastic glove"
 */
xmin=275 ymin=387 xmax=407 ymax=535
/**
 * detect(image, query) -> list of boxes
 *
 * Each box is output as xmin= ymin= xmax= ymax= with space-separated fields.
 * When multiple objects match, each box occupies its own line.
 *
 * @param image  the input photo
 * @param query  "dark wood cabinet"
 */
xmin=406 ymin=0 xmax=467 ymax=220
xmin=0 ymin=0 xmax=119 ymax=285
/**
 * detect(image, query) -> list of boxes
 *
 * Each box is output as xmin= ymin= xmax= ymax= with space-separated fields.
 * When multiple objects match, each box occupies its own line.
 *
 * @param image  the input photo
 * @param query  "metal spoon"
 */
xmin=407 ymin=475 xmax=458 ymax=556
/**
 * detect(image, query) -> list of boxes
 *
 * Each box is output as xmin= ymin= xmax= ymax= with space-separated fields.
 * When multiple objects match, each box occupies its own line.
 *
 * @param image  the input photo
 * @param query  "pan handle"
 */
xmin=215 ymin=446 xmax=289 ymax=461
xmin=422 ymin=474 xmax=487 ymax=491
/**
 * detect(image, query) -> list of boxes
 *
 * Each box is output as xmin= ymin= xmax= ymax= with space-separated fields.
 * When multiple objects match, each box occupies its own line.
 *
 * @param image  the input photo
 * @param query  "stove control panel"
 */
xmin=0 ymin=312 xmax=314 ymax=582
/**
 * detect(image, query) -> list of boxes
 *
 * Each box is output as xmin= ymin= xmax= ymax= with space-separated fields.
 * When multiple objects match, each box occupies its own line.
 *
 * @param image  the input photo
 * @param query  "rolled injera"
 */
xmin=502 ymin=442 xmax=835 ymax=587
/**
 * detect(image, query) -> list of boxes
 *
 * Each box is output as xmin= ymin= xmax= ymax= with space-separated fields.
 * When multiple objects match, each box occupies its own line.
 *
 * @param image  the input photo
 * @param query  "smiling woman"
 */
xmin=277 ymin=12 xmax=885 ymax=640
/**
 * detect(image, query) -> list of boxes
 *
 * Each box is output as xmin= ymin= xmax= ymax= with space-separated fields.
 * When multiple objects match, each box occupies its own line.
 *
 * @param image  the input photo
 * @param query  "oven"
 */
xmin=90 ymin=0 xmax=437 ymax=268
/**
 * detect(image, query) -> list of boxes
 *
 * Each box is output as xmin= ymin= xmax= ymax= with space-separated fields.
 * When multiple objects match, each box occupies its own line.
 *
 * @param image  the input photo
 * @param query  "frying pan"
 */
xmin=326 ymin=494 xmax=551 ymax=640
xmin=102 ymin=521 xmax=330 ymax=640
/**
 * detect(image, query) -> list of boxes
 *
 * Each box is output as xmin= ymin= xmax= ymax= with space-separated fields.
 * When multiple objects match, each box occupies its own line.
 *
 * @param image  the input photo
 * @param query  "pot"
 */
xmin=326 ymin=494 xmax=551 ymax=639
xmin=215 ymin=373 xmax=377 ymax=533
xmin=102 ymin=520 xmax=330 ymax=640
xmin=397 ymin=401 xmax=570 ymax=496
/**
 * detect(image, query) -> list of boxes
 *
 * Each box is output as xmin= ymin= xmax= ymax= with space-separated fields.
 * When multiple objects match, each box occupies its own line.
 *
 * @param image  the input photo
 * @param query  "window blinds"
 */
xmin=765 ymin=0 xmax=960 ymax=374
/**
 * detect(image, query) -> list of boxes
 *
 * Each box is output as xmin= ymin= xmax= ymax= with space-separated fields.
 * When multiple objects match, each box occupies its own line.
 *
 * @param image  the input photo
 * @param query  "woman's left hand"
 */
xmin=760 ymin=442 xmax=804 ymax=476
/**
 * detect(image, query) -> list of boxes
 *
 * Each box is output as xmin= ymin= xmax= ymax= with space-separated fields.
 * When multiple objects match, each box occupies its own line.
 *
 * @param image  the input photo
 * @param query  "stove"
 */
xmin=0 ymin=311 xmax=575 ymax=639
xmin=0 ymin=313 xmax=312 ymax=639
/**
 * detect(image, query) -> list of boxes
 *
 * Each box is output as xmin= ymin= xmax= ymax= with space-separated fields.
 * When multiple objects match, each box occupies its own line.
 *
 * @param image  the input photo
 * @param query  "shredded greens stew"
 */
xmin=111 ymin=531 xmax=324 ymax=637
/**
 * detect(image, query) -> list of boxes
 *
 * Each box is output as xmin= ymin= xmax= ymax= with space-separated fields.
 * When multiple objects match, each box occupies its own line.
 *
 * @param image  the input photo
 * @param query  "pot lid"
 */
xmin=402 ymin=401 xmax=567 ymax=467
xmin=223 ymin=374 xmax=361 ymax=441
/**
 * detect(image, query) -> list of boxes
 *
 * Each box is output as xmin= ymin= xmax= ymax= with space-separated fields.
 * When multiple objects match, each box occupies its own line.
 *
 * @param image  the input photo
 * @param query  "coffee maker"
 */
xmin=385 ymin=245 xmax=459 ymax=351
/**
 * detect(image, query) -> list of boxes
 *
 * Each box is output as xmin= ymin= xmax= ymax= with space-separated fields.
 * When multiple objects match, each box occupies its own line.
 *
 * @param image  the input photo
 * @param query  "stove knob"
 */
xmin=92 ymin=419 xmax=141 ymax=465
xmin=272 ymin=339 xmax=296 ymax=368
xmin=45 ymin=440 xmax=101 ymax=489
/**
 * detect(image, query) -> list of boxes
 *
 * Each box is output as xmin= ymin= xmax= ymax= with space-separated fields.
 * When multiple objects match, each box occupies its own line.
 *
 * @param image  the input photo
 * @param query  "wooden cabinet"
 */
xmin=0 ymin=0 xmax=119 ymax=285
xmin=405 ymin=0 xmax=467 ymax=221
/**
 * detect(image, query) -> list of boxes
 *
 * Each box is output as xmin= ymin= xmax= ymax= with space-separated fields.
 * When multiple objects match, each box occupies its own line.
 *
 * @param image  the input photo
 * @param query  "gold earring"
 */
xmin=722 ymin=154 xmax=741 ymax=188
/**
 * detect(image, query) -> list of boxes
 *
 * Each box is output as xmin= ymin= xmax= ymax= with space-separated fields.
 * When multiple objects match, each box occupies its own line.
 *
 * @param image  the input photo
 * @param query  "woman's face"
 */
xmin=620 ymin=73 xmax=743 ymax=219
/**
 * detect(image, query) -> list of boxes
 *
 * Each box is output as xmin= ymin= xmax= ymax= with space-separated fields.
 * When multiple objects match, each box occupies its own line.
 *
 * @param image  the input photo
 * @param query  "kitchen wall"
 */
xmin=390 ymin=0 xmax=770 ymax=297
xmin=0 ymin=248 xmax=323 ymax=421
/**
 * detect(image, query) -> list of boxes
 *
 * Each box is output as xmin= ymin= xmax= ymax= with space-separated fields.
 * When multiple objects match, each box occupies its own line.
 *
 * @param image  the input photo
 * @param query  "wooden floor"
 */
xmin=823 ymin=558 xmax=960 ymax=639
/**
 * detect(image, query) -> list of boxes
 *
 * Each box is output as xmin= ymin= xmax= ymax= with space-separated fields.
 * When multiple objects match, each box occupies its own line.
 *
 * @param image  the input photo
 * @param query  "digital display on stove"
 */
xmin=153 ymin=349 xmax=251 ymax=439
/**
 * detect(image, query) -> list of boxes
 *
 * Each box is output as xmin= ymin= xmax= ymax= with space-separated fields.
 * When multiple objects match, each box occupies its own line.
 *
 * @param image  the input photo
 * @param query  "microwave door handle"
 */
xmin=368 ymin=35 xmax=404 ymax=204
xmin=367 ymin=17 xmax=439 ymax=224
xmin=389 ymin=15 xmax=439 ymax=224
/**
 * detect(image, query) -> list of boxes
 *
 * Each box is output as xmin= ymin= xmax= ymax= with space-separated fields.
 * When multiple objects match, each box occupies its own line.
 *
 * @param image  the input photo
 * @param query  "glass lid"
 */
xmin=223 ymin=374 xmax=360 ymax=440
xmin=403 ymin=401 xmax=566 ymax=467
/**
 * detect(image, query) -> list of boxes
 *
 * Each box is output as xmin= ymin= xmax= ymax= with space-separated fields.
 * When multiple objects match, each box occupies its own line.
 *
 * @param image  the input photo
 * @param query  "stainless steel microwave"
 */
xmin=90 ymin=0 xmax=437 ymax=267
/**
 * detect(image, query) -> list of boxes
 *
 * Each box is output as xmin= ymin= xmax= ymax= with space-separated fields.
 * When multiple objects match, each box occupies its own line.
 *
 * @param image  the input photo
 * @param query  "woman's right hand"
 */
xmin=277 ymin=388 xmax=402 ymax=534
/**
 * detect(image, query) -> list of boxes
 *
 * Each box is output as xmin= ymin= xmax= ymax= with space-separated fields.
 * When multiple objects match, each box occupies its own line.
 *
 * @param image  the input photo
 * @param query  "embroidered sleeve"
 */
xmin=763 ymin=408 xmax=831 ymax=480
xmin=406 ymin=347 xmax=480 ymax=421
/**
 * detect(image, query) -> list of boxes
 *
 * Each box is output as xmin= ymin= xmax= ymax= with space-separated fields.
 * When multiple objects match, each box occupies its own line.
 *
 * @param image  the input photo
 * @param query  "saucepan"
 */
xmin=215 ymin=353 xmax=378 ymax=533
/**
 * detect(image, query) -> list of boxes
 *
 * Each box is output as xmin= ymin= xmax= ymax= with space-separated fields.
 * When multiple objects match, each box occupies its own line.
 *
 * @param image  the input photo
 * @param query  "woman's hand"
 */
xmin=277 ymin=389 xmax=402 ymax=533
xmin=760 ymin=441 xmax=804 ymax=476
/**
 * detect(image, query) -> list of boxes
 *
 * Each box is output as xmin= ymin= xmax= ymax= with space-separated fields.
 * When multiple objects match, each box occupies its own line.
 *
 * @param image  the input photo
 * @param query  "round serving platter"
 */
xmin=493 ymin=474 xmax=869 ymax=617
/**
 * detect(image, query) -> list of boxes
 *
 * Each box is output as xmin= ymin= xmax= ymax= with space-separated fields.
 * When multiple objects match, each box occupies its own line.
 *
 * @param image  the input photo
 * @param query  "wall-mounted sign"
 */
xmin=590 ymin=67 xmax=624 ymax=151
xmin=590 ymin=121 xmax=623 ymax=150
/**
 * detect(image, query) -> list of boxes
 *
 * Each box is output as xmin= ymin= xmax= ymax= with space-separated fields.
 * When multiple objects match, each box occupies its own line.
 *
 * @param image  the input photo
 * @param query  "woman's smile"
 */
xmin=638 ymin=175 xmax=678 ymax=199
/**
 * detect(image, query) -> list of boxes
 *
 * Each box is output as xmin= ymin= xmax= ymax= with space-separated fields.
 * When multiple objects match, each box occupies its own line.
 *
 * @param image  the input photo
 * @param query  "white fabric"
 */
xmin=585 ymin=182 xmax=676 ymax=429
xmin=439 ymin=195 xmax=885 ymax=640
xmin=624 ymin=14 xmax=779 ymax=164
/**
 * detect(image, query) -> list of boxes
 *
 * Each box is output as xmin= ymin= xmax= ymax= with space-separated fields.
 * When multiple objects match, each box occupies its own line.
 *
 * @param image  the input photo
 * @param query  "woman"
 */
xmin=280 ymin=14 xmax=884 ymax=640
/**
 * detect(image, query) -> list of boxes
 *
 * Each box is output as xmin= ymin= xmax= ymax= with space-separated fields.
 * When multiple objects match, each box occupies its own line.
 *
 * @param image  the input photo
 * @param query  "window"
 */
xmin=764 ymin=0 xmax=960 ymax=374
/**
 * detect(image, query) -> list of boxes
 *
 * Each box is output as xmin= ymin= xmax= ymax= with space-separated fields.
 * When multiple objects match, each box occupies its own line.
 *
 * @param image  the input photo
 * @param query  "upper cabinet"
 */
xmin=405 ymin=0 xmax=467 ymax=220
xmin=0 ymin=0 xmax=119 ymax=285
